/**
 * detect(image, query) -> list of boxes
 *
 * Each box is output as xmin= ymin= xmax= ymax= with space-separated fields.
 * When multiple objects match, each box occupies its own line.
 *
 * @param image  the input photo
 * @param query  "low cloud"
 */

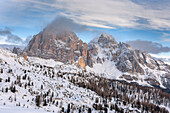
xmin=162 ymin=33 xmax=170 ymax=42
xmin=135 ymin=17 xmax=150 ymax=25
xmin=0 ymin=27 xmax=11 ymax=35
xmin=126 ymin=40 xmax=170 ymax=54
xmin=0 ymin=27 xmax=31 ymax=46
xmin=162 ymin=38 xmax=170 ymax=42
xmin=44 ymin=16 xmax=88 ymax=35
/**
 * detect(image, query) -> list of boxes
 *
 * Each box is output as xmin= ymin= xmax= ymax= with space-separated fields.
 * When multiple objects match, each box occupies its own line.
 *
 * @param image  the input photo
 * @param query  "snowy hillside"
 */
xmin=0 ymin=48 xmax=100 ymax=113
xmin=0 ymin=48 xmax=169 ymax=113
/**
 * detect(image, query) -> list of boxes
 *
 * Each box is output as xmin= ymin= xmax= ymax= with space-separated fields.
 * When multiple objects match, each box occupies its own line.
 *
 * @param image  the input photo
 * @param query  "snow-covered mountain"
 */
xmin=15 ymin=31 xmax=170 ymax=90
xmin=87 ymin=33 xmax=170 ymax=89
xmin=3 ymin=29 xmax=170 ymax=112
xmin=21 ymin=22 xmax=170 ymax=91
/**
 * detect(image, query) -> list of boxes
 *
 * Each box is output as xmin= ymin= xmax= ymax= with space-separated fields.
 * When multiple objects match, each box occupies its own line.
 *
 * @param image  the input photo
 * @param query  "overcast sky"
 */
xmin=0 ymin=0 xmax=170 ymax=55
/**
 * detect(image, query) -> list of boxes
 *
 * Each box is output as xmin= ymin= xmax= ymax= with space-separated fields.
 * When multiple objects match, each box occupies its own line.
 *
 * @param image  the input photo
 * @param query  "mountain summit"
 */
xmin=24 ymin=29 xmax=90 ymax=68
xmin=88 ymin=33 xmax=117 ymax=48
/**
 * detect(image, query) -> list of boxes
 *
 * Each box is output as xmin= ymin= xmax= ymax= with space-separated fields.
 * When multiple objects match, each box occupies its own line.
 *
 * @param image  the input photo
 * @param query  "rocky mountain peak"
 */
xmin=24 ymin=29 xmax=90 ymax=69
xmin=99 ymin=33 xmax=117 ymax=44
xmin=98 ymin=33 xmax=117 ymax=48
xmin=88 ymin=33 xmax=117 ymax=49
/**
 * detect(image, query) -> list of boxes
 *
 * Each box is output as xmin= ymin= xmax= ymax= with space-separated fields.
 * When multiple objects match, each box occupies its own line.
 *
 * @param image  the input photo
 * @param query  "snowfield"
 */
xmin=86 ymin=60 xmax=122 ymax=79
xmin=0 ymin=102 xmax=49 ymax=113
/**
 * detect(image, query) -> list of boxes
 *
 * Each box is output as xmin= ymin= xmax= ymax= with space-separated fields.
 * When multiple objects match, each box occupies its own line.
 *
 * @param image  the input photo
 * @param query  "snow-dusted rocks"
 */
xmin=88 ymin=33 xmax=170 ymax=89
xmin=88 ymin=34 xmax=145 ymax=75
xmin=97 ymin=33 xmax=117 ymax=48
xmin=12 ymin=47 xmax=23 ymax=56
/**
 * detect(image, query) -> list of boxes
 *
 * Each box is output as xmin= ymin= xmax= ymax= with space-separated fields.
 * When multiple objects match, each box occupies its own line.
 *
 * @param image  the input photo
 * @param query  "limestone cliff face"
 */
xmin=24 ymin=30 xmax=90 ymax=68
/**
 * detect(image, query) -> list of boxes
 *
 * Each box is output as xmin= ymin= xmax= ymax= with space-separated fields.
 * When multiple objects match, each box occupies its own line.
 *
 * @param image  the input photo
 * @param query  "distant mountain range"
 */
xmin=0 ymin=44 xmax=25 ymax=51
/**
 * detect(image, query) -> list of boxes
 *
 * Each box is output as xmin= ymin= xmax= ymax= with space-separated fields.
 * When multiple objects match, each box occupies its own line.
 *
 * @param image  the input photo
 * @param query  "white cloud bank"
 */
xmin=8 ymin=0 xmax=170 ymax=30
xmin=126 ymin=40 xmax=170 ymax=54
xmin=0 ymin=28 xmax=31 ymax=46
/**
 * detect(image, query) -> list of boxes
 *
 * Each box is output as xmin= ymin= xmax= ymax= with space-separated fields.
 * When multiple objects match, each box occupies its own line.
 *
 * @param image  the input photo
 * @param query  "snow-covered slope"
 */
xmin=0 ymin=48 xmax=99 ymax=112
xmin=0 ymin=103 xmax=48 ymax=113
xmin=87 ymin=60 xmax=122 ymax=79
xmin=0 ymin=47 xmax=169 ymax=113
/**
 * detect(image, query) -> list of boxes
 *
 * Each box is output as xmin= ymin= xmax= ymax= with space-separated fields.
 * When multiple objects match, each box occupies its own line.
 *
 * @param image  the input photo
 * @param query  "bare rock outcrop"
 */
xmin=77 ymin=57 xmax=86 ymax=69
xmin=13 ymin=47 xmax=23 ymax=56
xmin=23 ymin=52 xmax=28 ymax=61
xmin=13 ymin=47 xmax=28 ymax=61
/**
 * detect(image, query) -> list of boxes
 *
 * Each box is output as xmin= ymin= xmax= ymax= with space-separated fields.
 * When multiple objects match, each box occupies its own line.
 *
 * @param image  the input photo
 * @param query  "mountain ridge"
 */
xmin=12 ymin=29 xmax=170 ymax=90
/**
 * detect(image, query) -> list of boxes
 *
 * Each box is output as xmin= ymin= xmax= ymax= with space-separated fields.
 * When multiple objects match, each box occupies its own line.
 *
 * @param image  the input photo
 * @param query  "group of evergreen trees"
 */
xmin=59 ymin=71 xmax=170 ymax=113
